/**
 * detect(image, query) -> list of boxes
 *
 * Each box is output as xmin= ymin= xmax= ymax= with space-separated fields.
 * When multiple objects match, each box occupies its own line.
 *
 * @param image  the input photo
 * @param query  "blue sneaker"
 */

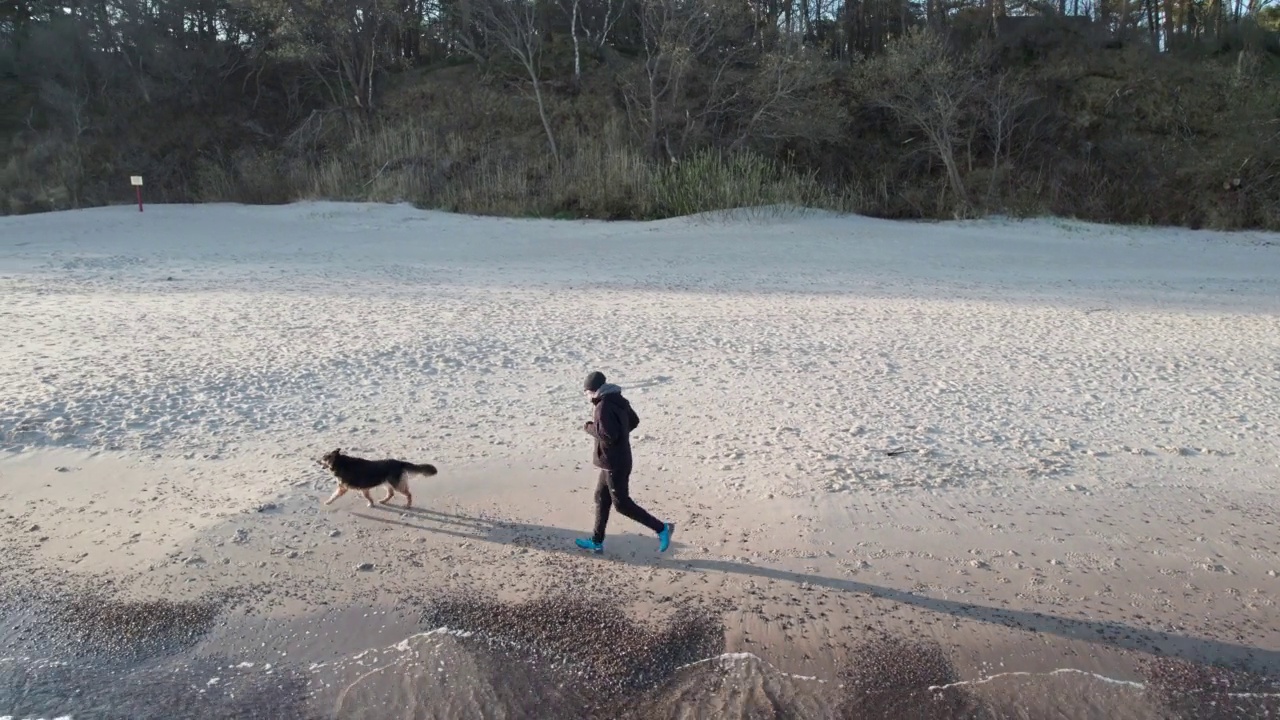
xmin=658 ymin=523 xmax=674 ymax=553
xmin=574 ymin=538 xmax=603 ymax=554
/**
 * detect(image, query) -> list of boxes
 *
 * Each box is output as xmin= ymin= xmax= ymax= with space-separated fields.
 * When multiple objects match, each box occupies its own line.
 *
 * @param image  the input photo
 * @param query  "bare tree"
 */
xmin=563 ymin=0 xmax=624 ymax=82
xmin=621 ymin=0 xmax=726 ymax=159
xmin=983 ymin=70 xmax=1040 ymax=171
xmin=477 ymin=0 xmax=557 ymax=159
xmin=39 ymin=79 xmax=93 ymax=206
xmin=283 ymin=0 xmax=394 ymax=116
xmin=730 ymin=49 xmax=841 ymax=151
xmin=860 ymin=28 xmax=981 ymax=212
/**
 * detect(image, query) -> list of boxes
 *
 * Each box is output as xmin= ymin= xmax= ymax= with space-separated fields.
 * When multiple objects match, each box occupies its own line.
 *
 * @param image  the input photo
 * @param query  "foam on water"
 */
xmin=675 ymin=651 xmax=826 ymax=682
xmin=930 ymin=667 xmax=1280 ymax=699
xmin=354 ymin=629 xmax=1275 ymax=700
xmin=929 ymin=667 xmax=1147 ymax=692
xmin=305 ymin=626 xmax=1280 ymax=709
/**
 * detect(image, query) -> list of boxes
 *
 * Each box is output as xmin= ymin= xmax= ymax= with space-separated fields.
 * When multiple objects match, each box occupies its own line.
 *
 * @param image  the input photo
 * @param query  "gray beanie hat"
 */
xmin=584 ymin=371 xmax=607 ymax=392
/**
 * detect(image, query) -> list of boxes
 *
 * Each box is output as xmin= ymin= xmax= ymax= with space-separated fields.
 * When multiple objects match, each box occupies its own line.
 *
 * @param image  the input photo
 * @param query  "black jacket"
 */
xmin=584 ymin=386 xmax=640 ymax=471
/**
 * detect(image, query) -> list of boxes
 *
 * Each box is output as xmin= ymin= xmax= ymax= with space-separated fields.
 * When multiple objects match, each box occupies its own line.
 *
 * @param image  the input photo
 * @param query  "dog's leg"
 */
xmin=391 ymin=474 xmax=412 ymax=508
xmin=361 ymin=489 xmax=375 ymax=507
xmin=380 ymin=483 xmax=396 ymax=504
xmin=324 ymin=485 xmax=348 ymax=505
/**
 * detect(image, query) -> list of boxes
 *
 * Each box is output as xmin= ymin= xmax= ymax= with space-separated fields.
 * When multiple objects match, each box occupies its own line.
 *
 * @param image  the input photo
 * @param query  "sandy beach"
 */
xmin=1 ymin=202 xmax=1278 ymax=719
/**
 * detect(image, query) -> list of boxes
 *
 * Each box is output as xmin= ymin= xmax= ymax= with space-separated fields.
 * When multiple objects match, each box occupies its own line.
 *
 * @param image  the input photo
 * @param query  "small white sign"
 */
xmin=130 ymin=176 xmax=144 ymax=186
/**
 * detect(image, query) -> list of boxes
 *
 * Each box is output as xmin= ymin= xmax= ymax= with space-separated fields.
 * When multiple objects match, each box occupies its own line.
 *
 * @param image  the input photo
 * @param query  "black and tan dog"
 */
xmin=320 ymin=448 xmax=438 ymax=508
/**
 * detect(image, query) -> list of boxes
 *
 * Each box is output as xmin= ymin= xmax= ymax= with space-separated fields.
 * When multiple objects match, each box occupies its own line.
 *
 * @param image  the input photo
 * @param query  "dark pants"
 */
xmin=593 ymin=468 xmax=664 ymax=544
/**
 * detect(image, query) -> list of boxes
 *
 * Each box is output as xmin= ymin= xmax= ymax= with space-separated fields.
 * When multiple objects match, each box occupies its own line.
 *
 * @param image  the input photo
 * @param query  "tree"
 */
xmin=858 ymin=27 xmax=981 ymax=213
xmin=982 ymin=69 xmax=1040 ymax=178
xmin=1259 ymin=4 xmax=1280 ymax=29
xmin=281 ymin=0 xmax=396 ymax=115
xmin=562 ymin=0 xmax=624 ymax=83
xmin=620 ymin=0 xmax=729 ymax=159
xmin=477 ymin=0 xmax=557 ymax=159
xmin=728 ymin=49 xmax=842 ymax=152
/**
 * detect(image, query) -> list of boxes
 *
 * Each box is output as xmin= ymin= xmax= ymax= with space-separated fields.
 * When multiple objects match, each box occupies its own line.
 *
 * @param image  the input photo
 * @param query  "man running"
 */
xmin=575 ymin=370 xmax=674 ymax=554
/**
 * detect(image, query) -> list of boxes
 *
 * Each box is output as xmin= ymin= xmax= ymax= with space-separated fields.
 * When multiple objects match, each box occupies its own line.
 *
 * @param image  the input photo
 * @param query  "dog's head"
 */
xmin=320 ymin=448 xmax=342 ymax=471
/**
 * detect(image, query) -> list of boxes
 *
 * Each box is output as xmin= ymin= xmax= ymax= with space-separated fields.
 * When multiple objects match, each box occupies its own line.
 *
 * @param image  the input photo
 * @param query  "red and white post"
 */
xmin=130 ymin=175 xmax=144 ymax=212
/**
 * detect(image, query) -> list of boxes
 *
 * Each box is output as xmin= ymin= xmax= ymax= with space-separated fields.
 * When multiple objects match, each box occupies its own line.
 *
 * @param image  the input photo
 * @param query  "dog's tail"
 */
xmin=406 ymin=463 xmax=438 ymax=477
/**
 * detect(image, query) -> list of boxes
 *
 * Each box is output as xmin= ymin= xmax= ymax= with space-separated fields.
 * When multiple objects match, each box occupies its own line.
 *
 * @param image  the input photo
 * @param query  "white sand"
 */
xmin=3 ymin=203 xmax=1276 ymax=492
xmin=1 ymin=202 xmax=1279 ymax=710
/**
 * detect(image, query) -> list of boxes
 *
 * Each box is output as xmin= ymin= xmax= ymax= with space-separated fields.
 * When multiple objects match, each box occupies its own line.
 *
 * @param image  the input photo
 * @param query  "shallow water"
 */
xmin=3 ymin=600 xmax=1278 ymax=720
xmin=4 ymin=628 xmax=1269 ymax=720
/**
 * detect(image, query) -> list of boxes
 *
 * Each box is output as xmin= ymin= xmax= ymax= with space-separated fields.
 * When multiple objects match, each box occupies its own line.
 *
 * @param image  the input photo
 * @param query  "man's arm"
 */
xmin=627 ymin=406 xmax=639 ymax=431
xmin=584 ymin=401 xmax=601 ymax=437
xmin=585 ymin=403 xmax=623 ymax=445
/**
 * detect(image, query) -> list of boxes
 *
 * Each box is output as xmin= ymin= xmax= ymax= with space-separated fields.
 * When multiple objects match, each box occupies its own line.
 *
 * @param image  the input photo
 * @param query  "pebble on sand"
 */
xmin=419 ymin=593 xmax=723 ymax=698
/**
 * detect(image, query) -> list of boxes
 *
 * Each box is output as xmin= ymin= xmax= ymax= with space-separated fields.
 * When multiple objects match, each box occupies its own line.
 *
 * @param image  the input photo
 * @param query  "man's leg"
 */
xmin=591 ymin=469 xmax=613 ymax=544
xmin=605 ymin=469 xmax=666 ymax=534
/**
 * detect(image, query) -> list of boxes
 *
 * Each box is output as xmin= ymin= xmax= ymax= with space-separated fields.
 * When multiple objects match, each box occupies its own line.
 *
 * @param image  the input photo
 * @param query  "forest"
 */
xmin=1 ymin=0 xmax=1278 ymax=227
